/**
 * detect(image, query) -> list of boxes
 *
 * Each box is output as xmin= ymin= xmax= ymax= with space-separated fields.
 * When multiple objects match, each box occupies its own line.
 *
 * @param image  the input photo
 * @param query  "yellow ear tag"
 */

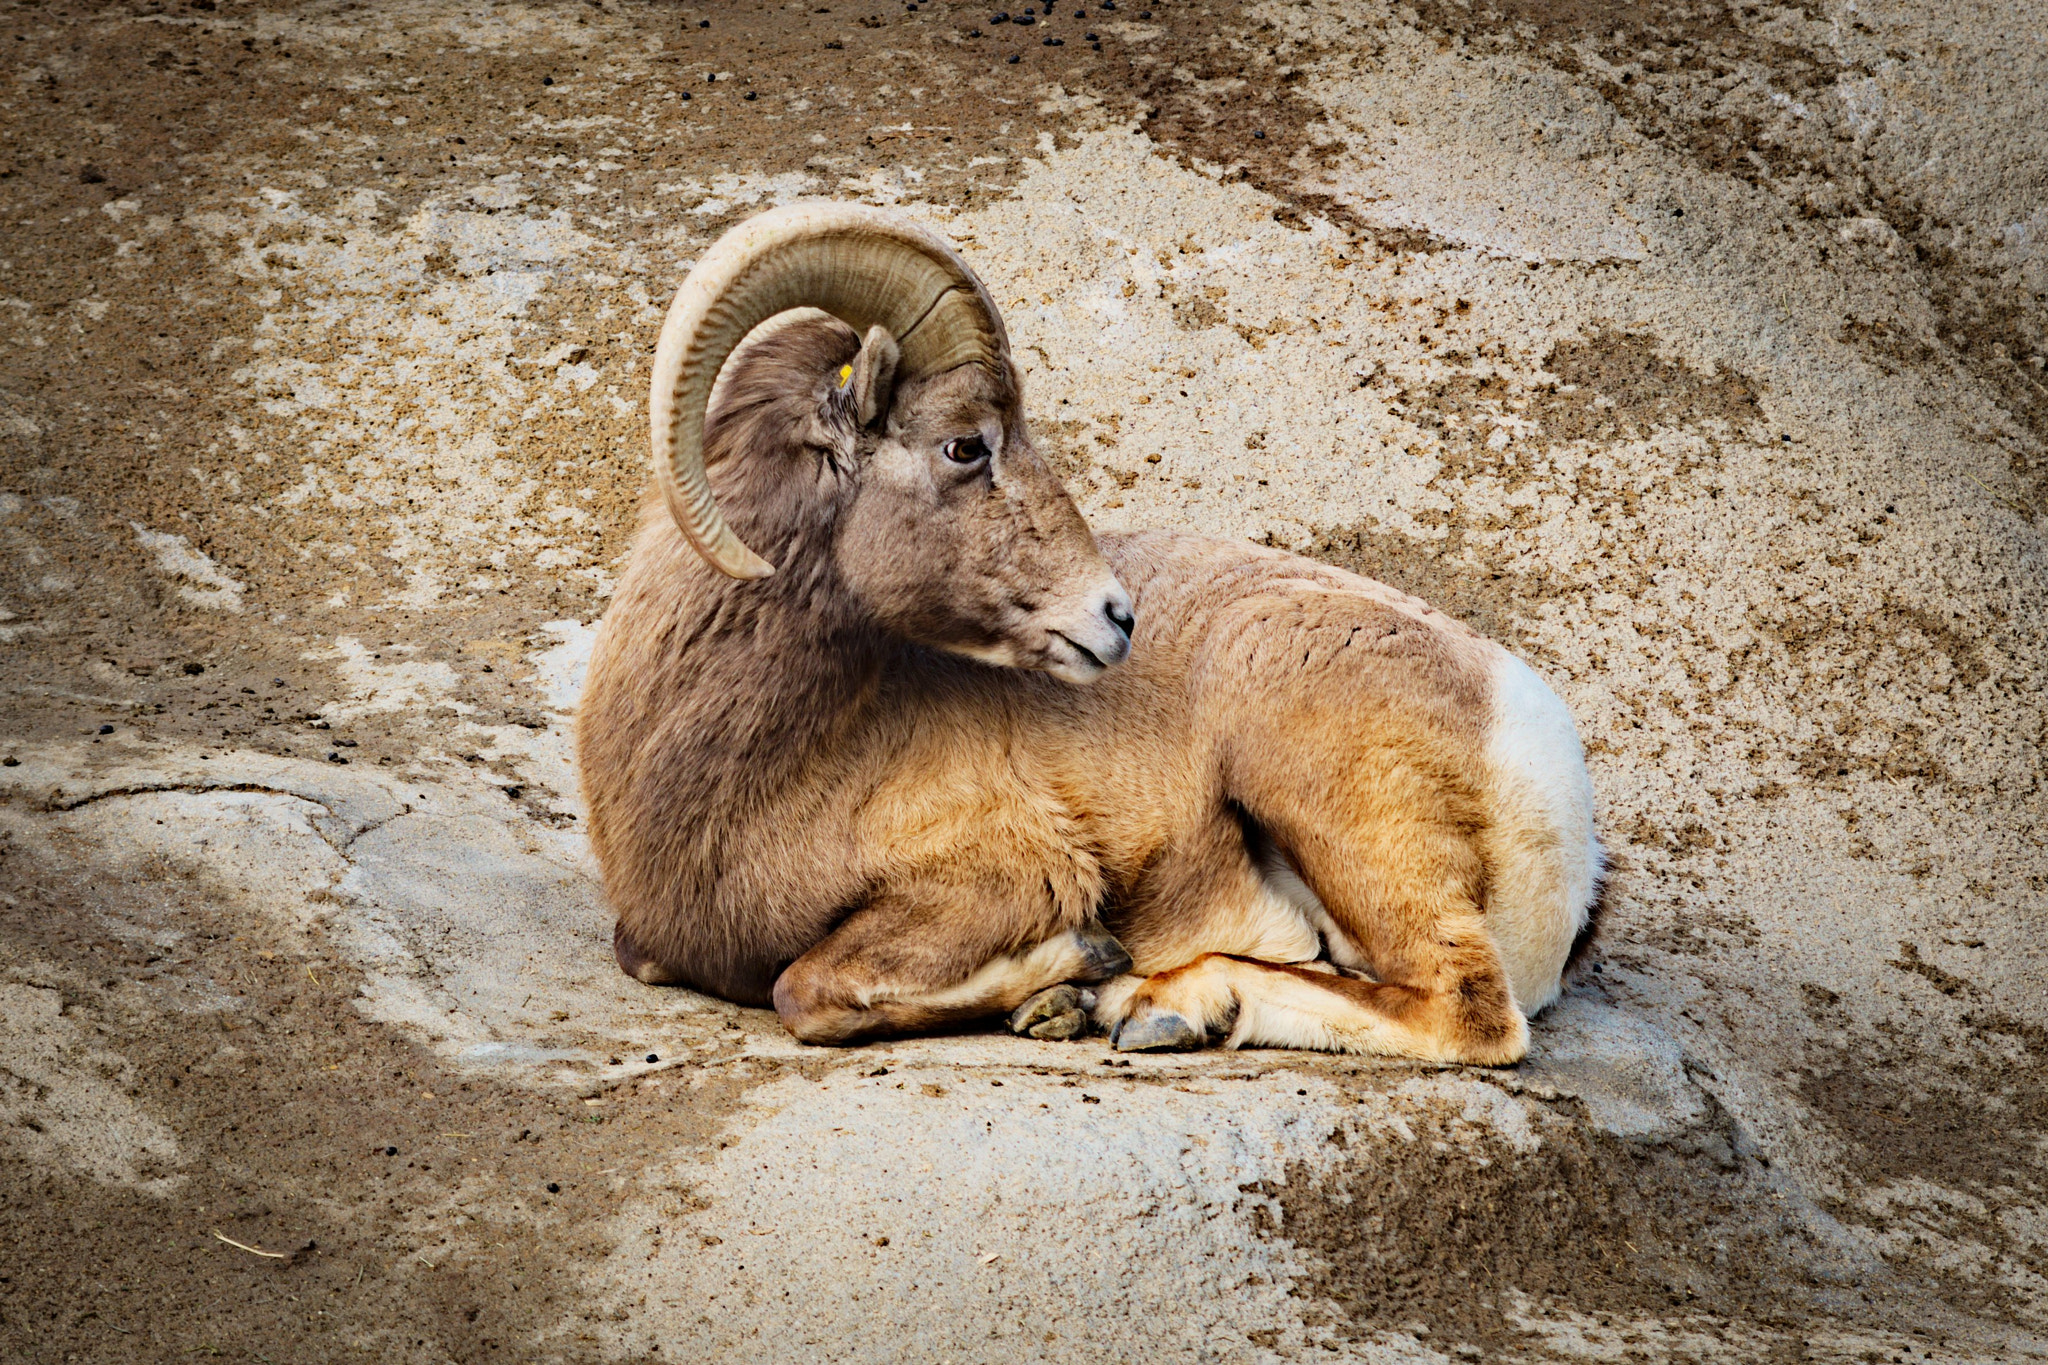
xmin=837 ymin=363 xmax=853 ymax=388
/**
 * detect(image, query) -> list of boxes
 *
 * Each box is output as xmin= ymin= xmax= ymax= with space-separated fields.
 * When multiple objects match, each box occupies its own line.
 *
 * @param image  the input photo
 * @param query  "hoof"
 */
xmin=1009 ymin=984 xmax=1087 ymax=1038
xmin=1071 ymin=923 xmax=1133 ymax=984
xmin=1111 ymin=1008 xmax=1203 ymax=1052
xmin=1026 ymin=1009 xmax=1090 ymax=1041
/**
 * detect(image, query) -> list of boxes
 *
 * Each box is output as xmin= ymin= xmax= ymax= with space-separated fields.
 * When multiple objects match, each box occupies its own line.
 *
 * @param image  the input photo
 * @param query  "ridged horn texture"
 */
xmin=650 ymin=202 xmax=1011 ymax=579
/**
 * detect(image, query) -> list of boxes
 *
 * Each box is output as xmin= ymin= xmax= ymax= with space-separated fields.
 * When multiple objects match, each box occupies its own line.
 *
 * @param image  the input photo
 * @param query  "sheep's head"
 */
xmin=651 ymin=203 xmax=1134 ymax=684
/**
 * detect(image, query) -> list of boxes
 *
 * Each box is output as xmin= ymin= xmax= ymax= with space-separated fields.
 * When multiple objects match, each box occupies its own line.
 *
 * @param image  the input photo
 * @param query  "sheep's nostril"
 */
xmin=1105 ymin=601 xmax=1135 ymax=640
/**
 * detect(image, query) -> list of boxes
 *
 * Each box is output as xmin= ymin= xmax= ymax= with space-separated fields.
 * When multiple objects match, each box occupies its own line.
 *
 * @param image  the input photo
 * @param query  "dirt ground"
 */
xmin=1 ymin=0 xmax=2044 ymax=1361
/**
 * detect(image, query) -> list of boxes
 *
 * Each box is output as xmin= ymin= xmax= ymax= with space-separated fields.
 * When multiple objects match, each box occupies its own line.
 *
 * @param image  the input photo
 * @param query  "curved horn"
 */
xmin=650 ymin=202 xmax=1010 ymax=579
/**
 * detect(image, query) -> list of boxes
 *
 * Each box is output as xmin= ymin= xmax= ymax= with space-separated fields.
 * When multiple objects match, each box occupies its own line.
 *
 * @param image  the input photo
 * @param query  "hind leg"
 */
xmin=771 ymin=877 xmax=1130 ymax=1046
xmin=1103 ymin=943 xmax=1526 ymax=1064
xmin=1099 ymin=793 xmax=1529 ymax=1064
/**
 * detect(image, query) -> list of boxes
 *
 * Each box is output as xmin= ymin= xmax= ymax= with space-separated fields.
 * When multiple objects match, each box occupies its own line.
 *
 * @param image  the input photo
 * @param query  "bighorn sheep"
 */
xmin=578 ymin=203 xmax=1602 ymax=1062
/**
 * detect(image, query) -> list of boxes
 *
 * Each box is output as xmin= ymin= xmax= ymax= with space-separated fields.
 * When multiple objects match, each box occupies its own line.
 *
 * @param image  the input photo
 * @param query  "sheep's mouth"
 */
xmin=1046 ymin=631 xmax=1109 ymax=682
xmin=1053 ymin=632 xmax=1106 ymax=670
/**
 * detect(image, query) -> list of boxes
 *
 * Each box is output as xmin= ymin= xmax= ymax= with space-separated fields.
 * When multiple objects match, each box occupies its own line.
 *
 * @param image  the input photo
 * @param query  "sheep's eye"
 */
xmin=943 ymin=435 xmax=990 ymax=464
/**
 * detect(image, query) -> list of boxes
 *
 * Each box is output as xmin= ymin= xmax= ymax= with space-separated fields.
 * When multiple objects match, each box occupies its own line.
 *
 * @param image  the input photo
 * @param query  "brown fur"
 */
xmin=580 ymin=312 xmax=1584 ymax=1062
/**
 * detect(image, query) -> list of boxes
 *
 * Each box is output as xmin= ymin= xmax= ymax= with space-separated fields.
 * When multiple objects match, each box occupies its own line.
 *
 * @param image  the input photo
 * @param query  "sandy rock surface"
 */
xmin=1 ymin=0 xmax=2043 ymax=1361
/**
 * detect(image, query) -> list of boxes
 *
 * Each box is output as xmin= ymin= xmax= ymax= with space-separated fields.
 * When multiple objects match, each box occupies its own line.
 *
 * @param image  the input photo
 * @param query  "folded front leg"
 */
xmin=771 ymin=876 xmax=1130 ymax=1045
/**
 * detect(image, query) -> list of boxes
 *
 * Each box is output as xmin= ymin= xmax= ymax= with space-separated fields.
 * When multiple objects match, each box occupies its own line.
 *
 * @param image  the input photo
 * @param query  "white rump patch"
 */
xmin=1483 ymin=653 xmax=1602 ymax=1013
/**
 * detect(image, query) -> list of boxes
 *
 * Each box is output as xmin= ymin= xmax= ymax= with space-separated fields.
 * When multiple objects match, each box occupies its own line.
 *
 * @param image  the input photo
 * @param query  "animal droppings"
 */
xmin=646 ymin=1053 xmax=659 ymax=1063
xmin=1006 ymin=52 xmax=1020 ymax=61
xmin=546 ymin=1182 xmax=560 ymax=1193
xmin=745 ymin=90 xmax=757 ymax=100
xmin=385 ymin=1146 xmax=398 ymax=1156
xmin=98 ymin=724 xmax=114 ymax=734
xmin=542 ymin=75 xmax=554 ymax=85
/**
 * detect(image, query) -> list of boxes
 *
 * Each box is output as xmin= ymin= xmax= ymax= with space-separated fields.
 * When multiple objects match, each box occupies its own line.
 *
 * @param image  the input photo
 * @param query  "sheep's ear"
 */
xmin=847 ymin=325 xmax=899 ymax=429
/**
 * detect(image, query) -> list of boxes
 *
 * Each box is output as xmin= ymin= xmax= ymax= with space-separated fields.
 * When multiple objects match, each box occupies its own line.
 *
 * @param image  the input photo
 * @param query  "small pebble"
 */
xmin=99 ymin=724 xmax=114 ymax=734
xmin=646 ymin=1053 xmax=659 ymax=1063
xmin=183 ymin=662 xmax=205 ymax=675
xmin=272 ymin=678 xmax=286 ymax=686
xmin=546 ymin=1182 xmax=560 ymax=1193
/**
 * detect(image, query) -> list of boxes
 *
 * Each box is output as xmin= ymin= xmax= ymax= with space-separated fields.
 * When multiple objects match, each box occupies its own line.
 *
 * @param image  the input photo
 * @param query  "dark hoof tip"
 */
xmin=1025 ymin=1008 xmax=1090 ymax=1041
xmin=1072 ymin=924 xmax=1133 ymax=984
xmin=1009 ymin=984 xmax=1084 ymax=1036
xmin=1112 ymin=1010 xmax=1202 ymax=1052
